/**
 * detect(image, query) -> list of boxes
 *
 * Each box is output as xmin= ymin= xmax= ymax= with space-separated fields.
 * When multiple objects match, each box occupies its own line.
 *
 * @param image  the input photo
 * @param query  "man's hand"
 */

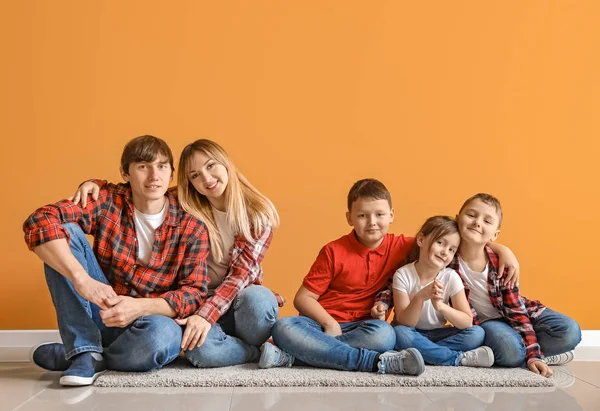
xmin=323 ymin=321 xmax=342 ymax=337
xmin=528 ymin=360 xmax=553 ymax=378
xmin=99 ymin=296 xmax=143 ymax=328
xmin=73 ymin=276 xmax=118 ymax=310
xmin=175 ymin=315 xmax=212 ymax=351
xmin=371 ymin=303 xmax=387 ymax=320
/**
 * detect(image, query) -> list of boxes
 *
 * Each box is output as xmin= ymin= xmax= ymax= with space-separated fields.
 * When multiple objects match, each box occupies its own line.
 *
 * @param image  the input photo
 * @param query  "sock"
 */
xmin=372 ymin=354 xmax=382 ymax=372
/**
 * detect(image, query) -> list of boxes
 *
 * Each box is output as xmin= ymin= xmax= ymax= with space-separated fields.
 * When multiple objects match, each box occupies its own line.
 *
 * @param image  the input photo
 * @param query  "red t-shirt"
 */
xmin=303 ymin=230 xmax=414 ymax=323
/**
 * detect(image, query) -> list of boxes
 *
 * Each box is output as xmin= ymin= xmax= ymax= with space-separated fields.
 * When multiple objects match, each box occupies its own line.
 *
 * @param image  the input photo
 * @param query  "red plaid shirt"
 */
xmin=448 ymin=246 xmax=546 ymax=364
xmin=23 ymin=181 xmax=209 ymax=318
xmin=196 ymin=224 xmax=285 ymax=325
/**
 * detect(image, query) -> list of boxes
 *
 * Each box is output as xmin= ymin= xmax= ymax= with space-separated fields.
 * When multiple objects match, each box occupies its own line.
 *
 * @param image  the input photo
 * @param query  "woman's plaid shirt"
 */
xmin=196 ymin=224 xmax=285 ymax=325
xmin=23 ymin=181 xmax=209 ymax=318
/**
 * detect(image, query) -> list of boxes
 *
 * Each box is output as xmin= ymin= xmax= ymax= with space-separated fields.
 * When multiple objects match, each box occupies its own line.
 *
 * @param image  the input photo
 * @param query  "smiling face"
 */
xmin=346 ymin=197 xmax=394 ymax=249
xmin=418 ymin=231 xmax=461 ymax=270
xmin=187 ymin=149 xmax=229 ymax=210
xmin=121 ymin=154 xmax=172 ymax=211
xmin=457 ymin=199 xmax=501 ymax=246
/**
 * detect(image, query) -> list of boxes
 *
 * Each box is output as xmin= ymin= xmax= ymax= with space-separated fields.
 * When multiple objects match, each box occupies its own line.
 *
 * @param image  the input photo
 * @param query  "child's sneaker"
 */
xmin=460 ymin=346 xmax=494 ymax=367
xmin=377 ymin=348 xmax=425 ymax=376
xmin=59 ymin=352 xmax=106 ymax=386
xmin=543 ymin=350 xmax=575 ymax=366
xmin=30 ymin=342 xmax=70 ymax=371
xmin=258 ymin=341 xmax=294 ymax=369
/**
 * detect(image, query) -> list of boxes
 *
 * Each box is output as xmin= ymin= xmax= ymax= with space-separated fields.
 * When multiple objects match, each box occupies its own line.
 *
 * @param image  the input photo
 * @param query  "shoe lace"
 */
xmin=381 ymin=353 xmax=404 ymax=374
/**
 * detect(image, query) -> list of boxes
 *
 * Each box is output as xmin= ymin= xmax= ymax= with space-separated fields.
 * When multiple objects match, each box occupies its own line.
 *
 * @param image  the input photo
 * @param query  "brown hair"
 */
xmin=120 ymin=135 xmax=175 ymax=175
xmin=405 ymin=215 xmax=460 ymax=264
xmin=347 ymin=178 xmax=392 ymax=211
xmin=458 ymin=193 xmax=503 ymax=228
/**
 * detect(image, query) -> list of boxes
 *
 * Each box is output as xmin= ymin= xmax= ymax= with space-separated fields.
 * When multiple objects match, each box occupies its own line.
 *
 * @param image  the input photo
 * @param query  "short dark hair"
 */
xmin=120 ymin=135 xmax=174 ymax=174
xmin=347 ymin=178 xmax=392 ymax=211
xmin=458 ymin=193 xmax=503 ymax=228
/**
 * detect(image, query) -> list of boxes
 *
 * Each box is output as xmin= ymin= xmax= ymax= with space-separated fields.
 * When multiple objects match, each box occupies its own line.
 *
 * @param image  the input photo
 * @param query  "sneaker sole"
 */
xmin=60 ymin=370 xmax=106 ymax=386
xmin=481 ymin=346 xmax=495 ymax=367
xmin=405 ymin=348 xmax=426 ymax=376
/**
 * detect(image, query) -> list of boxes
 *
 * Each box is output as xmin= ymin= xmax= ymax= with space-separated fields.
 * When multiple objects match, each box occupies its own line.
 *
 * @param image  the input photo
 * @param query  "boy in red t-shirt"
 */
xmin=257 ymin=179 xmax=425 ymax=375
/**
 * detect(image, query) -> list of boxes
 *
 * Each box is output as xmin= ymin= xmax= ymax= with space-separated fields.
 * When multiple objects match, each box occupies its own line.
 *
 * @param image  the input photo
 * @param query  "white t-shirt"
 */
xmin=393 ymin=262 xmax=465 ymax=330
xmin=458 ymin=256 xmax=502 ymax=321
xmin=133 ymin=202 xmax=168 ymax=265
xmin=207 ymin=207 xmax=235 ymax=294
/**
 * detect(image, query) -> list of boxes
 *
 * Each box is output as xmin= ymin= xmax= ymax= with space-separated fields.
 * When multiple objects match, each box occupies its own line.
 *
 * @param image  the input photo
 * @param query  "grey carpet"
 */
xmin=95 ymin=361 xmax=554 ymax=388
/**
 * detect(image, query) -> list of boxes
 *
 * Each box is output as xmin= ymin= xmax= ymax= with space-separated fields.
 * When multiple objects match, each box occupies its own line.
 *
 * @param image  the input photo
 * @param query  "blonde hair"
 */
xmin=177 ymin=139 xmax=280 ymax=262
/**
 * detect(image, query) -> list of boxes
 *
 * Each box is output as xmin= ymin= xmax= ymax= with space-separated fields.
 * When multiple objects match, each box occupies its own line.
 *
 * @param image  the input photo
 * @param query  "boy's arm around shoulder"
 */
xmin=487 ymin=242 xmax=519 ymax=288
xmin=374 ymin=234 xmax=414 ymax=311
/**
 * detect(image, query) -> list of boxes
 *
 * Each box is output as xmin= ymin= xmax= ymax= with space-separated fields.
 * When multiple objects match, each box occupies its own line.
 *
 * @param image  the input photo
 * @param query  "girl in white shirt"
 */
xmin=393 ymin=216 xmax=494 ymax=367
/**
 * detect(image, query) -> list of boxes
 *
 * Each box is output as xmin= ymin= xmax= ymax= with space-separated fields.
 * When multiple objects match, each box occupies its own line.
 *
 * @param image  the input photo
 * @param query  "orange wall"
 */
xmin=1 ymin=1 xmax=598 ymax=330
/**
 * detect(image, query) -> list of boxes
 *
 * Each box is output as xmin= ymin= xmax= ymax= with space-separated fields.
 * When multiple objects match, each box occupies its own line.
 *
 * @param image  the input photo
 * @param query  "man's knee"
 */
xmin=135 ymin=316 xmax=182 ymax=360
xmin=62 ymin=223 xmax=88 ymax=247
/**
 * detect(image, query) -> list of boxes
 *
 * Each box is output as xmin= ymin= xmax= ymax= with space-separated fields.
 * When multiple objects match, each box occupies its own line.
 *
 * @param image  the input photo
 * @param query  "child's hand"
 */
xmin=371 ymin=303 xmax=387 ymax=320
xmin=528 ymin=360 xmax=553 ymax=377
xmin=430 ymin=279 xmax=444 ymax=310
xmin=417 ymin=278 xmax=443 ymax=302
xmin=497 ymin=250 xmax=520 ymax=289
xmin=323 ymin=321 xmax=343 ymax=337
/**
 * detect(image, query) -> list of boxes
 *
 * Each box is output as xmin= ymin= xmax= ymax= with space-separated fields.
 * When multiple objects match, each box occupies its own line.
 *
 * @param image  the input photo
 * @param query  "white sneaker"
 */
xmin=543 ymin=351 xmax=575 ymax=366
xmin=460 ymin=346 xmax=494 ymax=367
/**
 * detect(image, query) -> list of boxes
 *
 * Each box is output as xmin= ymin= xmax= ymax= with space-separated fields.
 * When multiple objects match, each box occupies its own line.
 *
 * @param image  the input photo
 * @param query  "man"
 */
xmin=24 ymin=135 xmax=209 ymax=386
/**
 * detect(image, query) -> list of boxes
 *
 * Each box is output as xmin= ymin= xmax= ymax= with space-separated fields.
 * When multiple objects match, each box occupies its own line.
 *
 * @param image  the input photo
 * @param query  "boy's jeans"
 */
xmin=393 ymin=325 xmax=485 ymax=366
xmin=271 ymin=316 xmax=396 ymax=372
xmin=480 ymin=308 xmax=582 ymax=367
xmin=184 ymin=285 xmax=279 ymax=367
xmin=44 ymin=224 xmax=182 ymax=371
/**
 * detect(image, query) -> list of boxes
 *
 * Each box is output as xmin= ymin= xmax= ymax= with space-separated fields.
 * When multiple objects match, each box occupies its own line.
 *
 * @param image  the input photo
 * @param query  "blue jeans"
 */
xmin=393 ymin=325 xmax=485 ymax=366
xmin=480 ymin=308 xmax=581 ymax=367
xmin=184 ymin=285 xmax=279 ymax=367
xmin=44 ymin=224 xmax=182 ymax=371
xmin=271 ymin=316 xmax=396 ymax=372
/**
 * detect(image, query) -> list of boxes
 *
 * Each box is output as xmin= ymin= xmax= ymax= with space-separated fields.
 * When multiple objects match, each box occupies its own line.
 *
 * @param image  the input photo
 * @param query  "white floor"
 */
xmin=2 ymin=361 xmax=600 ymax=411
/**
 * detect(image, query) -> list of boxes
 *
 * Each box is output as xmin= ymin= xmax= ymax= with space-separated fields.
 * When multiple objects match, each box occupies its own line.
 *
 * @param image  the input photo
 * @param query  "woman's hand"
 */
xmin=175 ymin=315 xmax=212 ymax=351
xmin=68 ymin=181 xmax=100 ymax=207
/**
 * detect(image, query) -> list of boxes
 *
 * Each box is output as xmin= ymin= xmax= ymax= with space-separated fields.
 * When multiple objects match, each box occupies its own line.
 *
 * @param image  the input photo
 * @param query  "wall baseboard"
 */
xmin=1 ymin=329 xmax=599 ymax=362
